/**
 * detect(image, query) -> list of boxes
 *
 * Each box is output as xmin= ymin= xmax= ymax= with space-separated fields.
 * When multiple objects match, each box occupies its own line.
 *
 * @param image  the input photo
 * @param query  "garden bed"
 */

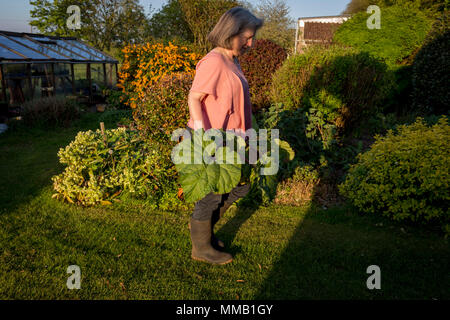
xmin=0 ymin=113 xmax=448 ymax=299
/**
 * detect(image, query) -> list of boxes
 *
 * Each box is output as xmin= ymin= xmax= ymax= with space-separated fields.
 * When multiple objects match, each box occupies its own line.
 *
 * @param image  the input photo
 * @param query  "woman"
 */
xmin=186 ymin=7 xmax=263 ymax=265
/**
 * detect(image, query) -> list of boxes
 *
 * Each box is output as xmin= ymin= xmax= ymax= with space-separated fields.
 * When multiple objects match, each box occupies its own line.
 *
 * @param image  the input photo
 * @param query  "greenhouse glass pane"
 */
xmin=0 ymin=35 xmax=49 ymax=59
xmin=28 ymin=36 xmax=86 ymax=60
xmin=5 ymin=63 xmax=27 ymax=78
xmin=31 ymin=63 xmax=53 ymax=78
xmin=56 ymin=40 xmax=100 ymax=60
xmin=0 ymin=46 xmax=23 ymax=59
xmin=105 ymin=63 xmax=116 ymax=87
xmin=54 ymin=63 xmax=70 ymax=77
xmin=10 ymin=36 xmax=68 ymax=60
xmin=66 ymin=40 xmax=112 ymax=61
xmin=45 ymin=44 xmax=84 ymax=59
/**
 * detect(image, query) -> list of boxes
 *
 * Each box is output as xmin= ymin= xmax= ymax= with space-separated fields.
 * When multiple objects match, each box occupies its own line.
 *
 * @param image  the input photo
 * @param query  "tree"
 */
xmin=341 ymin=0 xmax=372 ymax=14
xmin=253 ymin=0 xmax=295 ymax=52
xmin=30 ymin=0 xmax=95 ymax=36
xmin=30 ymin=0 xmax=151 ymax=51
xmin=147 ymin=0 xmax=194 ymax=44
xmin=178 ymin=0 xmax=239 ymax=54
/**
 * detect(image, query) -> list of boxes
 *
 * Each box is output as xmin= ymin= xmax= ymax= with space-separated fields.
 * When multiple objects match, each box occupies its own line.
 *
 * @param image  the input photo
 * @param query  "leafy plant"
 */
xmin=173 ymin=128 xmax=294 ymax=205
xmin=52 ymin=127 xmax=186 ymax=209
xmin=304 ymin=89 xmax=340 ymax=150
xmin=339 ymin=116 xmax=450 ymax=234
xmin=173 ymin=129 xmax=242 ymax=203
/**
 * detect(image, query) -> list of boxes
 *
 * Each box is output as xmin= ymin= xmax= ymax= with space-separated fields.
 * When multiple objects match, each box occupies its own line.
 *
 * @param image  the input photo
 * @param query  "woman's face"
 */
xmin=231 ymin=28 xmax=255 ymax=57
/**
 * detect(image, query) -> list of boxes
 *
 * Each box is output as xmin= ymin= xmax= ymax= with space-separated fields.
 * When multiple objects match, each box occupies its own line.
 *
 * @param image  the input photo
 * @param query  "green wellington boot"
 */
xmin=190 ymin=217 xmax=233 ymax=265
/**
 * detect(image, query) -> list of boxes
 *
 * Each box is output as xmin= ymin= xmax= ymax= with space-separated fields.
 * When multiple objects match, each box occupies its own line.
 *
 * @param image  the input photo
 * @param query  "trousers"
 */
xmin=192 ymin=184 xmax=250 ymax=221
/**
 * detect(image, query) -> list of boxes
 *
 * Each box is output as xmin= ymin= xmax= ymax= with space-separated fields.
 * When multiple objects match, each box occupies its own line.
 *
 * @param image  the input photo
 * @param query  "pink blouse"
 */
xmin=187 ymin=50 xmax=252 ymax=134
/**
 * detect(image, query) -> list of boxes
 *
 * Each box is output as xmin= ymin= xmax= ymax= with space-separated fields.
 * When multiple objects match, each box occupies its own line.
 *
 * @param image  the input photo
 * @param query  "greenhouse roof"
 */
xmin=0 ymin=30 xmax=118 ymax=64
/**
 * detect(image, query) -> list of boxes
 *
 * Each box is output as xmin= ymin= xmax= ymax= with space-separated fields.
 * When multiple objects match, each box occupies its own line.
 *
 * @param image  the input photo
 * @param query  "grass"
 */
xmin=0 ymin=112 xmax=449 ymax=299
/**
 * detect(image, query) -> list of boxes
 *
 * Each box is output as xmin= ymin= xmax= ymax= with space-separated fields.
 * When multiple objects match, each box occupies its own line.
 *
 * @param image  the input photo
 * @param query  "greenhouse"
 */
xmin=0 ymin=30 xmax=119 ymax=113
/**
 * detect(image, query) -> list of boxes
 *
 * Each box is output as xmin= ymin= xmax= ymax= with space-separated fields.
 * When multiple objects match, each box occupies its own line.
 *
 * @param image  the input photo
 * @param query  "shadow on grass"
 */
xmin=0 ymin=113 xmax=103 ymax=213
xmin=251 ymin=182 xmax=450 ymax=299
xmin=215 ymin=204 xmax=259 ymax=256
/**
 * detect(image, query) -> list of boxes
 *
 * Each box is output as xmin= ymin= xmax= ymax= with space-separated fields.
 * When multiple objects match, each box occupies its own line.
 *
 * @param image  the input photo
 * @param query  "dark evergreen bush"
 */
xmin=411 ymin=13 xmax=450 ymax=115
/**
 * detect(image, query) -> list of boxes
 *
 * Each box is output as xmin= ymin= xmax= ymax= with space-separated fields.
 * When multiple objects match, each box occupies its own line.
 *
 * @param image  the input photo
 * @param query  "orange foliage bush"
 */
xmin=117 ymin=41 xmax=202 ymax=109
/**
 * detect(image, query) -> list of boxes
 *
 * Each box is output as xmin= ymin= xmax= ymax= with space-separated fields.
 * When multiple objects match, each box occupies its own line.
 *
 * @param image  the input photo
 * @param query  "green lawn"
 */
xmin=0 ymin=113 xmax=449 ymax=300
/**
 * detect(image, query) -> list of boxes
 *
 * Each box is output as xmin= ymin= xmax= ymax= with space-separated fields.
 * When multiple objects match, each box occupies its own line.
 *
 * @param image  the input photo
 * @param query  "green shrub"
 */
xmin=266 ymin=46 xmax=394 ymax=188
xmin=269 ymin=46 xmax=321 ymax=111
xmin=270 ymin=45 xmax=394 ymax=134
xmin=52 ymin=127 xmax=186 ymax=210
xmin=339 ymin=116 xmax=450 ymax=233
xmin=133 ymin=72 xmax=192 ymax=149
xmin=239 ymin=39 xmax=287 ymax=113
xmin=21 ymin=96 xmax=80 ymax=127
xmin=334 ymin=5 xmax=433 ymax=67
xmin=411 ymin=14 xmax=450 ymax=115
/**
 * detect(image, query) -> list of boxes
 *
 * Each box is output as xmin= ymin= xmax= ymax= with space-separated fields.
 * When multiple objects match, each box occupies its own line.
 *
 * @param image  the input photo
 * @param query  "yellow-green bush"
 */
xmin=339 ymin=116 xmax=450 ymax=233
xmin=52 ymin=127 xmax=186 ymax=210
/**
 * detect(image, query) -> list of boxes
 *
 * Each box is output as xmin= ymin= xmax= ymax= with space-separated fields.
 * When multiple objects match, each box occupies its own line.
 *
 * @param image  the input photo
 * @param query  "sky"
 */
xmin=0 ymin=0 xmax=350 ymax=33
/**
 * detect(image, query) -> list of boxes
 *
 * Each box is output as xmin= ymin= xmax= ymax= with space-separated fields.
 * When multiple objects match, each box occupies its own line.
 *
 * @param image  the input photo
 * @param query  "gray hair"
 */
xmin=208 ymin=7 xmax=264 ymax=50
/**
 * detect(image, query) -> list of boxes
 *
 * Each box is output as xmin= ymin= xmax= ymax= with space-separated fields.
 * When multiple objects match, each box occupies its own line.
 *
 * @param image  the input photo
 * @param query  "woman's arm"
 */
xmin=188 ymin=91 xmax=207 ymax=130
